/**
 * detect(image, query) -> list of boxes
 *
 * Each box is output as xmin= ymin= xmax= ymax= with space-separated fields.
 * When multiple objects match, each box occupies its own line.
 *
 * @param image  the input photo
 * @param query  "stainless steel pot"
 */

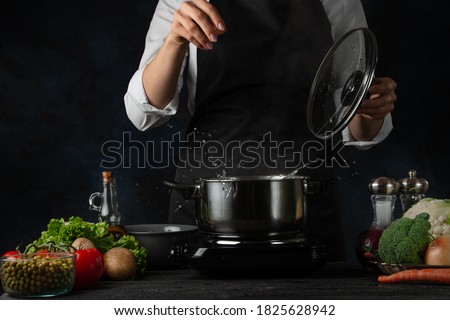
xmin=164 ymin=176 xmax=334 ymax=238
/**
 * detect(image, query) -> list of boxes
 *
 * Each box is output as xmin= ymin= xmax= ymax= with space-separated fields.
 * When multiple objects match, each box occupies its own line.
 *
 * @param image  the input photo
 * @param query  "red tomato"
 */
xmin=73 ymin=248 xmax=104 ymax=289
xmin=2 ymin=251 xmax=19 ymax=258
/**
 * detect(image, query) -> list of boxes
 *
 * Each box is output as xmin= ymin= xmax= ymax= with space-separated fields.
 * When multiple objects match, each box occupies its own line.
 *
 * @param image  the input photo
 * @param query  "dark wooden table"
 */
xmin=2 ymin=262 xmax=449 ymax=300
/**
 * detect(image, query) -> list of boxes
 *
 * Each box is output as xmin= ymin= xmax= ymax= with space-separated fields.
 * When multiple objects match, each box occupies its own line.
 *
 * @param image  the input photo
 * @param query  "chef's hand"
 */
xmin=357 ymin=77 xmax=397 ymax=120
xmin=171 ymin=0 xmax=226 ymax=50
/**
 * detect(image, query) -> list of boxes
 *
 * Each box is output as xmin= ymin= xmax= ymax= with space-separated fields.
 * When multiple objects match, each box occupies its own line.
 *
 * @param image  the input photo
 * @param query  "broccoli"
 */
xmin=378 ymin=212 xmax=432 ymax=264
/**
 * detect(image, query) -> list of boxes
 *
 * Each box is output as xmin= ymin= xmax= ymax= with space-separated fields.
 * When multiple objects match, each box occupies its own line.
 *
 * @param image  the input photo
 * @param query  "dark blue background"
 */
xmin=1 ymin=0 xmax=449 ymax=261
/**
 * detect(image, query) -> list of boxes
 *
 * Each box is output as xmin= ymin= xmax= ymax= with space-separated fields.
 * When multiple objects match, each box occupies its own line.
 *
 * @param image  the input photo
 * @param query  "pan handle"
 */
xmin=303 ymin=177 xmax=340 ymax=195
xmin=163 ymin=180 xmax=201 ymax=200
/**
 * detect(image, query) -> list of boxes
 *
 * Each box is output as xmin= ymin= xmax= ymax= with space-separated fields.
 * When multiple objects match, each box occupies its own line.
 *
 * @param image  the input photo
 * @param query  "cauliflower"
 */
xmin=378 ymin=212 xmax=431 ymax=264
xmin=403 ymin=198 xmax=450 ymax=238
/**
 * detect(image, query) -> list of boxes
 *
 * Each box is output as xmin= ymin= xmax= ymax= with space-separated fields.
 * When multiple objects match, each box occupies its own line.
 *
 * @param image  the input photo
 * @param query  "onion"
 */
xmin=425 ymin=235 xmax=450 ymax=265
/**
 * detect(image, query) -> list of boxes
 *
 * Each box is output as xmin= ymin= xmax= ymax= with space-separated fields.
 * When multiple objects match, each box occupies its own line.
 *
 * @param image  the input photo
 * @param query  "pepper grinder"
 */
xmin=398 ymin=170 xmax=429 ymax=213
xmin=355 ymin=177 xmax=399 ymax=271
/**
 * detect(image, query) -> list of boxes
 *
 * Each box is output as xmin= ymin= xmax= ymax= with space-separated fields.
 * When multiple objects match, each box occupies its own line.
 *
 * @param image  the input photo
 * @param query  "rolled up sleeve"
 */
xmin=342 ymin=113 xmax=393 ymax=149
xmin=124 ymin=67 xmax=179 ymax=131
xmin=124 ymin=0 xmax=186 ymax=131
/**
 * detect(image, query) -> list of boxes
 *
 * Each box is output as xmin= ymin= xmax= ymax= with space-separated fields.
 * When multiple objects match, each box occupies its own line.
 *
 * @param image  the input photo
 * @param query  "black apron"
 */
xmin=169 ymin=0 xmax=346 ymax=260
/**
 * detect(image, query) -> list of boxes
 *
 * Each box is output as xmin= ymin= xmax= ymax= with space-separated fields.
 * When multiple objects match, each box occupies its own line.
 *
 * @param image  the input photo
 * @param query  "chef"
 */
xmin=124 ymin=0 xmax=396 ymax=259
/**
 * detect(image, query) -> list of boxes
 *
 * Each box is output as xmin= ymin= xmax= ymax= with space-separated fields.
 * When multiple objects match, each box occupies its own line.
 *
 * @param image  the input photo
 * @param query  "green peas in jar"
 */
xmin=0 ymin=252 xmax=76 ymax=298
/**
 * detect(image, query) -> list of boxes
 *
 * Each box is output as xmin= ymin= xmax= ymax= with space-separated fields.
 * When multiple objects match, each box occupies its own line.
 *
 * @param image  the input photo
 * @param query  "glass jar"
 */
xmin=89 ymin=171 xmax=127 ymax=239
xmin=355 ymin=177 xmax=398 ymax=272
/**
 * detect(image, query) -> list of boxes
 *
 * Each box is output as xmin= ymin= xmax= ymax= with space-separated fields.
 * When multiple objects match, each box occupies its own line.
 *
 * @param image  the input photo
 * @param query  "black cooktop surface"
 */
xmin=185 ymin=235 xmax=327 ymax=277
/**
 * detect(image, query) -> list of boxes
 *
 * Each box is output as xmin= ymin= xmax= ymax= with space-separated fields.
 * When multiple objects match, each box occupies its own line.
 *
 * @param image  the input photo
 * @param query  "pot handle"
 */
xmin=303 ymin=177 xmax=340 ymax=195
xmin=163 ymin=180 xmax=201 ymax=200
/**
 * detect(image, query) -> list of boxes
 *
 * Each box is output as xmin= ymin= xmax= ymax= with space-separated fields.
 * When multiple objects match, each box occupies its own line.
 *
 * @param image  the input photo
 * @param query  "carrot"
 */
xmin=378 ymin=268 xmax=450 ymax=284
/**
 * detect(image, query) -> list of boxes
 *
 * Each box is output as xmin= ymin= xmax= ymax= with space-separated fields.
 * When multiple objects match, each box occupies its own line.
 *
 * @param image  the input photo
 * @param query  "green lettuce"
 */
xmin=28 ymin=216 xmax=147 ymax=276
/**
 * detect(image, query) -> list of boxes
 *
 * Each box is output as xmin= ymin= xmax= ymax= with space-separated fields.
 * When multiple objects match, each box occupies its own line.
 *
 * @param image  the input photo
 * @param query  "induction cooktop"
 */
xmin=185 ymin=234 xmax=327 ymax=277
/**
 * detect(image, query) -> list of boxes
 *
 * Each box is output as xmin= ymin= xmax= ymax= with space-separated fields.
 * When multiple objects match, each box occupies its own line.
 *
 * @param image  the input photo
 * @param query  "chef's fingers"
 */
xmin=357 ymin=98 xmax=394 ymax=119
xmin=172 ymin=12 xmax=210 ymax=50
xmin=173 ymin=0 xmax=225 ymax=50
xmin=174 ymin=2 xmax=213 ymax=49
xmin=361 ymin=91 xmax=396 ymax=110
xmin=369 ymin=77 xmax=397 ymax=96
xmin=359 ymin=76 xmax=397 ymax=118
xmin=190 ymin=0 xmax=226 ymax=34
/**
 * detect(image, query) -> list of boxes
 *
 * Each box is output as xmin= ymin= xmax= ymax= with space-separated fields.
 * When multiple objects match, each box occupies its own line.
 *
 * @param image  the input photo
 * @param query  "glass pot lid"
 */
xmin=307 ymin=28 xmax=378 ymax=140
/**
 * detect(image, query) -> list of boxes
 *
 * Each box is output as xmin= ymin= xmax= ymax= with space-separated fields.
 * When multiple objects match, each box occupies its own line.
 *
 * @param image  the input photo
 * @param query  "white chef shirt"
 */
xmin=124 ymin=0 xmax=393 ymax=148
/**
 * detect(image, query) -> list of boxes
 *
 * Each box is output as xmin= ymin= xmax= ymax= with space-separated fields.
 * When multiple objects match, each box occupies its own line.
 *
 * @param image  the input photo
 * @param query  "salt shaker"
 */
xmin=367 ymin=176 xmax=399 ymax=229
xmin=398 ymin=170 xmax=429 ymax=213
